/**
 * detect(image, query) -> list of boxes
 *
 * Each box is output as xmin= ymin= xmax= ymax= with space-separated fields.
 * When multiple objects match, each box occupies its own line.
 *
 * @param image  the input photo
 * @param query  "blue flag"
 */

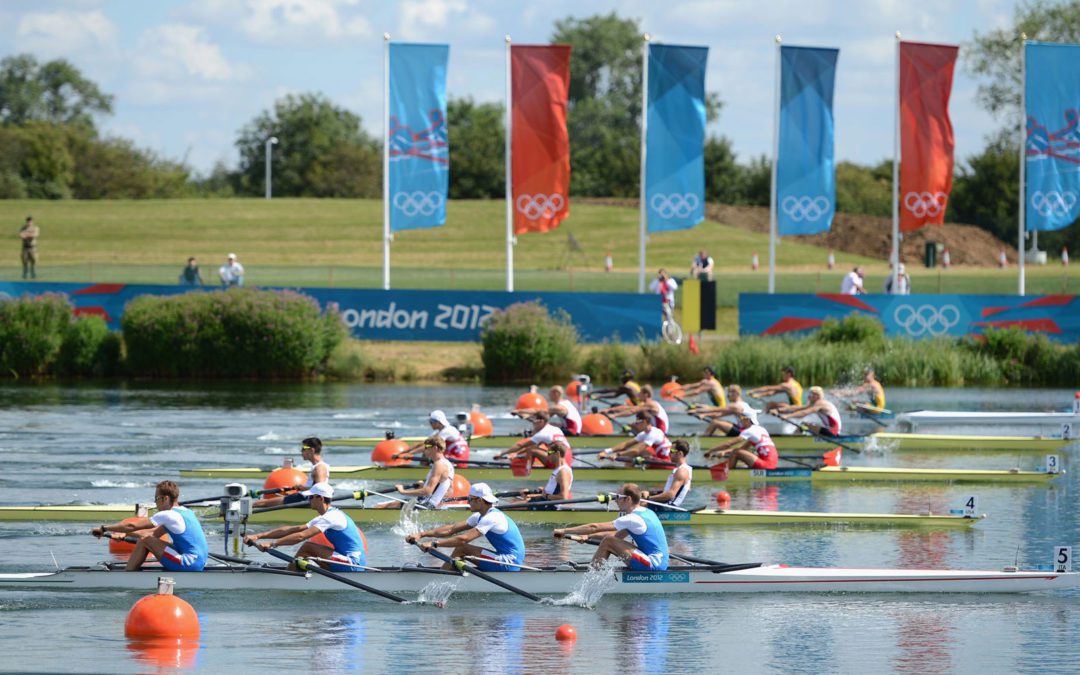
xmin=646 ymin=44 xmax=707 ymax=232
xmin=776 ymin=46 xmax=838 ymax=236
xmin=388 ymin=43 xmax=449 ymax=231
xmin=1025 ymin=42 xmax=1080 ymax=232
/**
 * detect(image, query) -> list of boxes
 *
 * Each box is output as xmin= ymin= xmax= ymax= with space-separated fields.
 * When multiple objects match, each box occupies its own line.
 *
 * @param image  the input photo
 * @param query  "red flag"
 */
xmin=512 ymin=45 xmax=571 ymax=234
xmin=899 ymin=41 xmax=959 ymax=232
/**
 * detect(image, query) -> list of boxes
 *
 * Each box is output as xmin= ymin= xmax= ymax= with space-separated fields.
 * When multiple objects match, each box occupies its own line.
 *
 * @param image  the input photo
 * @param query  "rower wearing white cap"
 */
xmin=406 ymin=483 xmax=527 ymax=572
xmin=93 ymin=480 xmax=208 ymax=572
xmin=377 ymin=436 xmax=455 ymax=509
xmin=394 ymin=409 xmax=471 ymax=463
xmin=244 ymin=482 xmax=367 ymax=572
xmin=255 ymin=437 xmax=329 ymax=508
xmin=704 ymin=413 xmax=780 ymax=470
xmin=494 ymin=410 xmax=574 ymax=468
xmin=554 ymin=483 xmax=669 ymax=571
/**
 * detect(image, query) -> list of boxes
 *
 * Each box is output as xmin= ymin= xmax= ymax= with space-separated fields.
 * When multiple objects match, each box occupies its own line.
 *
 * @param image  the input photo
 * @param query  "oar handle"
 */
xmin=254 ymin=543 xmax=407 ymax=603
xmin=772 ymin=412 xmax=861 ymax=454
xmin=409 ymin=541 xmax=541 ymax=602
xmin=500 ymin=495 xmax=610 ymax=510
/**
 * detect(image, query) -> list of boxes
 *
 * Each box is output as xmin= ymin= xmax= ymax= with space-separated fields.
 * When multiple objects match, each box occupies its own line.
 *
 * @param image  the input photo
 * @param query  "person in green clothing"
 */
xmin=179 ymin=257 xmax=203 ymax=286
xmin=19 ymin=216 xmax=39 ymax=279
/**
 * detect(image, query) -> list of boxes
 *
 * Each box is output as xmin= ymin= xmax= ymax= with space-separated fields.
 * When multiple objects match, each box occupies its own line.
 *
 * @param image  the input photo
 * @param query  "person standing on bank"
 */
xmin=19 ymin=216 xmax=39 ymax=280
xmin=179 ymin=257 xmax=203 ymax=286
xmin=219 ymin=253 xmax=245 ymax=287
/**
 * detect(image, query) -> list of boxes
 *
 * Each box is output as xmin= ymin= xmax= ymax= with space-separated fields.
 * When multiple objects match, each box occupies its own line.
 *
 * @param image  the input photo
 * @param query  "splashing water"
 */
xmin=256 ymin=431 xmax=282 ymax=441
xmin=391 ymin=504 xmax=422 ymax=538
xmin=545 ymin=558 xmax=621 ymax=609
xmin=262 ymin=446 xmax=290 ymax=455
xmin=416 ymin=580 xmax=458 ymax=608
xmin=90 ymin=479 xmax=153 ymax=488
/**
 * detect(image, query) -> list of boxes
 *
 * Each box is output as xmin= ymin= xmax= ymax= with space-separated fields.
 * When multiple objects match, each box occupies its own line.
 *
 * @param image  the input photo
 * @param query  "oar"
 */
xmin=570 ymin=536 xmax=725 ymax=568
xmin=180 ymin=487 xmax=287 ymax=506
xmin=252 ymin=543 xmax=408 ymax=603
xmin=445 ymin=489 xmax=539 ymax=502
xmin=768 ymin=412 xmax=863 ymax=454
xmin=409 ymin=540 xmax=542 ymax=602
xmin=499 ymin=495 xmax=614 ymax=510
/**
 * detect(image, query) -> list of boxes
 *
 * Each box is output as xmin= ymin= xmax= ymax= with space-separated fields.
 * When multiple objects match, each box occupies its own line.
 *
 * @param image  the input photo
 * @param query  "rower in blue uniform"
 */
xmin=554 ymin=483 xmax=669 ymax=570
xmin=407 ymin=483 xmax=527 ymax=572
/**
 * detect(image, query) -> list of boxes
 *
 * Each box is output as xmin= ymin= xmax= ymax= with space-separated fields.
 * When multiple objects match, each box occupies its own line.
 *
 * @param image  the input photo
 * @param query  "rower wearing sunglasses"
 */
xmin=553 ymin=483 xmax=669 ymax=571
xmin=254 ymin=437 xmax=329 ymax=508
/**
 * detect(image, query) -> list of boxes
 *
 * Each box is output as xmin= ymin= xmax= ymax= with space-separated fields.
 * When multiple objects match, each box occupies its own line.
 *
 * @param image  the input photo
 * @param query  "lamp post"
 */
xmin=264 ymin=136 xmax=278 ymax=199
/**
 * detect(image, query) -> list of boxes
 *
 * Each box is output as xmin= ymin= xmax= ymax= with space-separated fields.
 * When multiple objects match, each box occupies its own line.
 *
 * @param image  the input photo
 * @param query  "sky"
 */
xmin=0 ymin=0 xmax=1021 ymax=174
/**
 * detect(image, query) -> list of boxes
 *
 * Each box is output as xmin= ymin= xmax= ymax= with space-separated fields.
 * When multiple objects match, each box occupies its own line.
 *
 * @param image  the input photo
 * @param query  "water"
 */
xmin=1 ymin=383 xmax=1078 ymax=673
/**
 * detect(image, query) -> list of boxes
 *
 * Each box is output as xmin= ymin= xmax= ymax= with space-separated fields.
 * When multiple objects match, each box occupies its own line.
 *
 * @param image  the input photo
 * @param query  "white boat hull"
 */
xmin=898 ymin=410 xmax=1080 ymax=434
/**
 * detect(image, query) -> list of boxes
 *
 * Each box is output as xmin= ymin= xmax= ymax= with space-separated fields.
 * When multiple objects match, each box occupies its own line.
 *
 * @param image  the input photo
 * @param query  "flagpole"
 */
xmin=505 ymin=35 xmax=514 ymax=293
xmin=768 ymin=35 xmax=781 ymax=294
xmin=382 ymin=33 xmax=391 ymax=291
xmin=891 ymin=31 xmax=901 ymax=294
xmin=638 ymin=33 xmax=651 ymax=294
xmin=1018 ymin=33 xmax=1027 ymax=296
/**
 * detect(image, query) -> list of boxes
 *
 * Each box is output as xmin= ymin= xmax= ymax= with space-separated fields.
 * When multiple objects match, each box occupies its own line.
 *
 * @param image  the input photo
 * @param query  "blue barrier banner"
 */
xmin=389 ymin=42 xmax=449 ymax=231
xmin=777 ymin=46 xmax=838 ymax=236
xmin=739 ymin=293 xmax=1080 ymax=343
xmin=646 ymin=43 xmax=708 ymax=232
xmin=1025 ymin=42 xmax=1080 ymax=232
xmin=0 ymin=282 xmax=659 ymax=343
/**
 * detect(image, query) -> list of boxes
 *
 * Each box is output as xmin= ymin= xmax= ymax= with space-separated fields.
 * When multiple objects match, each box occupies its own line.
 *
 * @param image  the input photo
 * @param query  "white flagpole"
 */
xmin=638 ymin=33 xmax=651 ymax=294
xmin=891 ymin=32 xmax=901 ymax=294
xmin=1018 ymin=34 xmax=1027 ymax=296
xmin=382 ymin=33 xmax=391 ymax=290
xmin=768 ymin=35 xmax=781 ymax=294
xmin=505 ymin=35 xmax=514 ymax=293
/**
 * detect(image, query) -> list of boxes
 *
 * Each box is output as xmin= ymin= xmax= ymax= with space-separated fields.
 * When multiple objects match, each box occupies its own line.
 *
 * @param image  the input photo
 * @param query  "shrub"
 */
xmin=579 ymin=340 xmax=633 ymax=382
xmin=0 ymin=293 xmax=72 ymax=376
xmin=634 ymin=341 xmax=710 ymax=382
xmin=815 ymin=314 xmax=886 ymax=347
xmin=58 ymin=315 xmax=112 ymax=376
xmin=481 ymin=301 xmax=578 ymax=383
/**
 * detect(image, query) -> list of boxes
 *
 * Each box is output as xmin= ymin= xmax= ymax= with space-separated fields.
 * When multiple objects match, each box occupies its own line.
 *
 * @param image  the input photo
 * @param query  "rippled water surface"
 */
xmin=1 ymin=383 xmax=1078 ymax=673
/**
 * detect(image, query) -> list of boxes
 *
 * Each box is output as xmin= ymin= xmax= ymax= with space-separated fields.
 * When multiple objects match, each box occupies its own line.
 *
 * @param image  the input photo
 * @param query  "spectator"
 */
xmin=690 ymin=249 xmax=714 ymax=280
xmin=179 ymin=257 xmax=203 ymax=286
xmin=604 ymin=250 xmax=613 ymax=272
xmin=884 ymin=263 xmax=911 ymax=294
xmin=19 ymin=215 xmax=39 ymax=280
xmin=219 ymin=253 xmax=245 ymax=287
xmin=840 ymin=265 xmax=865 ymax=295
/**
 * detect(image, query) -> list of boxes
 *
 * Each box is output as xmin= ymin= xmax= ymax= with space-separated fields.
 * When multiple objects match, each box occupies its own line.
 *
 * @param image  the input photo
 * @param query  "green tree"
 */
xmin=949 ymin=137 xmax=1019 ymax=244
xmin=13 ymin=121 xmax=76 ymax=199
xmin=447 ymin=97 xmax=504 ymax=198
xmin=235 ymin=93 xmax=379 ymax=197
xmin=71 ymin=136 xmax=191 ymax=199
xmin=835 ymin=160 xmax=891 ymax=217
xmin=704 ymin=136 xmax=741 ymax=203
xmin=0 ymin=54 xmax=113 ymax=128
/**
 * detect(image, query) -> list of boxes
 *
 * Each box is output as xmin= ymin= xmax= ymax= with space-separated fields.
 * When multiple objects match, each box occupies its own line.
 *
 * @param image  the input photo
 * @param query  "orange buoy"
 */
xmin=469 ymin=408 xmax=494 ymax=437
xmin=312 ymin=529 xmax=368 ymax=554
xmin=555 ymin=624 xmax=577 ymax=642
xmin=450 ymin=473 xmax=471 ymax=499
xmin=263 ymin=466 xmax=307 ymax=494
xmin=565 ymin=380 xmax=580 ymax=399
xmin=715 ymin=490 xmax=731 ymax=506
xmin=125 ymin=578 xmax=200 ymax=639
xmin=580 ymin=413 xmax=614 ymax=436
xmin=372 ymin=439 xmax=410 ymax=466
xmin=659 ymin=378 xmax=683 ymax=401
xmin=516 ymin=385 xmax=547 ymax=411
xmin=126 ymin=638 xmax=199 ymax=670
xmin=109 ymin=518 xmax=170 ymax=556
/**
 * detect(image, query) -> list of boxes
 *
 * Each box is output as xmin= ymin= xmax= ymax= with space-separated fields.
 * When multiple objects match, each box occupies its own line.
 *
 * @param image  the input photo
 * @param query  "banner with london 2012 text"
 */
xmin=645 ymin=43 xmax=707 ymax=232
xmin=776 ymin=45 xmax=838 ymax=236
xmin=899 ymin=41 xmax=958 ymax=232
xmin=511 ymin=44 xmax=572 ymax=235
xmin=1025 ymin=41 xmax=1080 ymax=232
xmin=388 ymin=42 xmax=449 ymax=231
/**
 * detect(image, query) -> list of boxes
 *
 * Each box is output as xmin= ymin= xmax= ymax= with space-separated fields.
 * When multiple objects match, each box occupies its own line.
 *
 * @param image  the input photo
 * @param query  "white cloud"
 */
xmin=135 ymin=24 xmax=239 ymax=82
xmin=182 ymin=0 xmax=372 ymax=44
xmin=15 ymin=9 xmax=117 ymax=60
xmin=398 ymin=0 xmax=468 ymax=40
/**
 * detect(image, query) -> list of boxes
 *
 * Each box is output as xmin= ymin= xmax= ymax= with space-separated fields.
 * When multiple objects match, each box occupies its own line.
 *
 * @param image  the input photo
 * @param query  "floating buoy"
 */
xmin=372 ymin=439 xmax=410 ymax=466
xmin=580 ymin=414 xmax=614 ymax=436
xmin=450 ymin=474 xmax=471 ymax=499
xmin=659 ymin=378 xmax=683 ymax=401
xmin=565 ymin=380 xmax=580 ymax=399
xmin=312 ymin=529 xmax=367 ymax=554
xmin=262 ymin=466 xmax=307 ymax=495
xmin=469 ymin=406 xmax=493 ymax=437
xmin=555 ymin=624 xmax=577 ymax=642
xmin=715 ymin=490 xmax=731 ymax=506
xmin=109 ymin=518 xmax=170 ymax=556
xmin=126 ymin=638 xmax=199 ymax=670
xmin=516 ymin=385 xmax=547 ymax=411
xmin=125 ymin=577 xmax=200 ymax=639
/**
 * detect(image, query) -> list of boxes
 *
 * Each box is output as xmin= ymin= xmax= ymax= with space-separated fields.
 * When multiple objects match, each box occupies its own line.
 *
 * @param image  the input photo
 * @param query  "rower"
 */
xmin=514 ymin=385 xmax=583 ymax=436
xmin=591 ymin=368 xmax=642 ymax=405
xmin=768 ymin=385 xmax=842 ymax=437
xmin=407 ymin=483 xmax=526 ymax=572
xmin=393 ymin=410 xmax=471 ymax=463
xmin=255 ymin=437 xmax=328 ymax=508
xmin=494 ymin=411 xmax=574 ymax=468
xmin=516 ymin=442 xmax=573 ymax=507
xmin=554 ymin=483 xmax=669 ymax=571
xmin=597 ymin=411 xmax=671 ymax=463
xmin=377 ymin=436 xmax=455 ymax=509
xmin=748 ymin=366 xmax=803 ymax=407
xmin=642 ymin=440 xmax=692 ymax=509
xmin=244 ymin=482 xmax=367 ymax=572
xmin=833 ymin=367 xmax=886 ymax=410
xmin=680 ymin=365 xmax=727 ymax=407
xmin=688 ymin=384 xmax=759 ymax=436
xmin=602 ymin=384 xmax=670 ymax=433
xmin=705 ymin=414 xmax=779 ymax=470
xmin=92 ymin=480 xmax=208 ymax=572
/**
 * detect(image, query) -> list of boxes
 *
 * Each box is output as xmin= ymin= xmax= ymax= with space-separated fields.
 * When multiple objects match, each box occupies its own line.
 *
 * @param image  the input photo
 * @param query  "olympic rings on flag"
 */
xmin=892 ymin=303 xmax=961 ymax=337
xmin=515 ymin=193 xmax=565 ymax=220
xmin=1030 ymin=190 xmax=1077 ymax=218
xmin=902 ymin=191 xmax=947 ymax=219
xmin=780 ymin=196 xmax=830 ymax=222
xmin=649 ymin=193 xmax=700 ymax=219
xmin=393 ymin=191 xmax=444 ymax=217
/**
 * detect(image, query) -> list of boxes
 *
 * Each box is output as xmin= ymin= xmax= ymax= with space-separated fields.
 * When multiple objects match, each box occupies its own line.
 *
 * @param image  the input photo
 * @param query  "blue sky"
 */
xmin=0 ymin=0 xmax=1020 ymax=174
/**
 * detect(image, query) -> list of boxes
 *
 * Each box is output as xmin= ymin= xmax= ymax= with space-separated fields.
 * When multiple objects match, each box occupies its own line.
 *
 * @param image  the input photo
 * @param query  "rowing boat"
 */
xmin=325 ymin=432 xmax=1074 ymax=452
xmin=3 ymin=563 xmax=1074 ymax=594
xmin=898 ymin=410 xmax=1080 ymax=434
xmin=180 ymin=463 xmax=1061 ymax=484
xmin=0 ymin=503 xmax=982 ymax=528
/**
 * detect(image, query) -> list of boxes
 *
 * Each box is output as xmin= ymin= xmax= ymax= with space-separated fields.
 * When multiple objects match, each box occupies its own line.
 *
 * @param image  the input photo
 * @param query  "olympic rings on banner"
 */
xmin=393 ymin=191 xmax=444 ymax=217
xmin=516 ymin=193 xmax=565 ymax=220
xmin=902 ymin=191 xmax=947 ymax=219
xmin=1030 ymin=190 xmax=1078 ymax=218
xmin=892 ymin=303 xmax=961 ymax=337
xmin=781 ymin=195 xmax=830 ymax=222
xmin=649 ymin=193 xmax=700 ymax=219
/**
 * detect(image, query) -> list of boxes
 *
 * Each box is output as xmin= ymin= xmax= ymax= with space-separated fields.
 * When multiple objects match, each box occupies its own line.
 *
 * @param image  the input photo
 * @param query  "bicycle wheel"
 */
xmin=662 ymin=319 xmax=683 ymax=345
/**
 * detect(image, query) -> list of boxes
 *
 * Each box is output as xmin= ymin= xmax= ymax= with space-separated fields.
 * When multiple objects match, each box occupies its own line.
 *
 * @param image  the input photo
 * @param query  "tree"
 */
xmin=235 ymin=93 xmax=379 ymax=197
xmin=949 ymin=138 xmax=1019 ymax=245
xmin=71 ymin=136 xmax=191 ymax=199
xmin=0 ymin=54 xmax=113 ymax=128
xmin=704 ymin=136 xmax=741 ymax=203
xmin=447 ymin=97 xmax=504 ymax=198
xmin=835 ymin=160 xmax=891 ymax=217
